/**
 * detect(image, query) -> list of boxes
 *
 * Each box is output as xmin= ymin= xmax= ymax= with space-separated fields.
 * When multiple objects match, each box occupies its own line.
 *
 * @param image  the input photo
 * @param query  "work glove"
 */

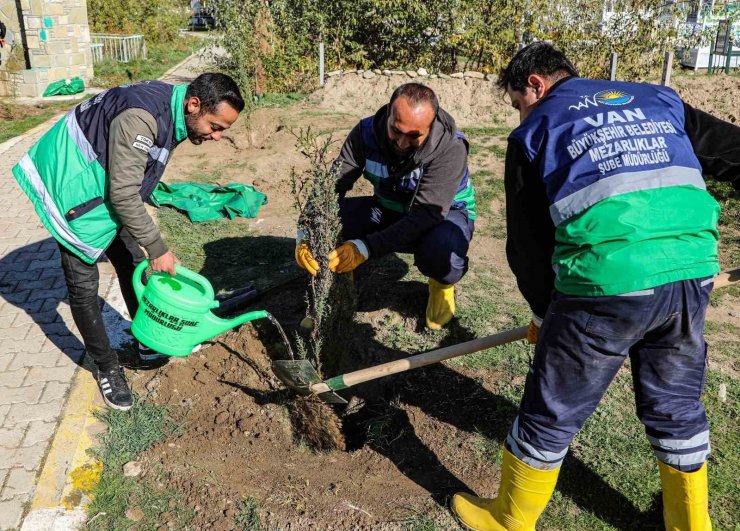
xmin=527 ymin=314 xmax=543 ymax=345
xmin=328 ymin=240 xmax=369 ymax=274
xmin=295 ymin=230 xmax=319 ymax=276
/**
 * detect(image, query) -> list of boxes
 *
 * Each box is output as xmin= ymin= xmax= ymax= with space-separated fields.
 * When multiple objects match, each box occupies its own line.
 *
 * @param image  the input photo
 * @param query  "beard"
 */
xmin=185 ymin=112 xmax=204 ymax=145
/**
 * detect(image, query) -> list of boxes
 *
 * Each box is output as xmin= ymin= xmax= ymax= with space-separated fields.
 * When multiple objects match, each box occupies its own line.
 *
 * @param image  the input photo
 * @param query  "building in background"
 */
xmin=0 ymin=0 xmax=93 ymax=97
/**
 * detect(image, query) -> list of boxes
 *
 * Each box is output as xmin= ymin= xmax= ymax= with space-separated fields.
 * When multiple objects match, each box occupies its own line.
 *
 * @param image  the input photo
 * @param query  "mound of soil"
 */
xmin=310 ymin=75 xmax=517 ymax=128
xmin=133 ymin=324 xmax=490 ymax=530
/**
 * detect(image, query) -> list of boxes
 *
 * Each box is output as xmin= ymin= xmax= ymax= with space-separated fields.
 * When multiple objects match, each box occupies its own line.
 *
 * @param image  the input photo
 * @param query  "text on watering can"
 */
xmin=142 ymin=296 xmax=199 ymax=331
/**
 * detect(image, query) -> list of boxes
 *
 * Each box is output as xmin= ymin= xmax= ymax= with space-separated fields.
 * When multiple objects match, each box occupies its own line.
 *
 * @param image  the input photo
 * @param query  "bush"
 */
xmin=87 ymin=0 xmax=188 ymax=45
xmin=210 ymin=0 xmax=693 ymax=98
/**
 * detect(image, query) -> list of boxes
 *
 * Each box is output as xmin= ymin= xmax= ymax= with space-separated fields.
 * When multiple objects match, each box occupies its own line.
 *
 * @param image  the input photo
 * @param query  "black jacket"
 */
xmin=335 ymin=105 xmax=469 ymax=257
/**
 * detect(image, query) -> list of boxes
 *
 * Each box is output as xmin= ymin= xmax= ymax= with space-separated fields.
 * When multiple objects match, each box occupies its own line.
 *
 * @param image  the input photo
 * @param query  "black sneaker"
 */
xmin=96 ymin=367 xmax=133 ymax=411
xmin=138 ymin=342 xmax=169 ymax=362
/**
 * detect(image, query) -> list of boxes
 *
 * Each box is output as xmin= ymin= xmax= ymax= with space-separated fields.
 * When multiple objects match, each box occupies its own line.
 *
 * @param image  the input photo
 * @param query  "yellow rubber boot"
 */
xmin=658 ymin=461 xmax=712 ymax=531
xmin=426 ymin=278 xmax=455 ymax=330
xmin=451 ymin=448 xmax=560 ymax=531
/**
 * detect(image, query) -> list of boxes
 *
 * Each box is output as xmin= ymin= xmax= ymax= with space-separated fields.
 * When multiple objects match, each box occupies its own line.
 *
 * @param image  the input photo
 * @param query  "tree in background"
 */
xmin=87 ymin=0 xmax=188 ymax=44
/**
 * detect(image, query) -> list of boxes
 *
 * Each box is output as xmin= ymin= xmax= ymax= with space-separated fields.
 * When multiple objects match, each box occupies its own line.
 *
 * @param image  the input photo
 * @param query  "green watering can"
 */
xmin=131 ymin=260 xmax=268 ymax=357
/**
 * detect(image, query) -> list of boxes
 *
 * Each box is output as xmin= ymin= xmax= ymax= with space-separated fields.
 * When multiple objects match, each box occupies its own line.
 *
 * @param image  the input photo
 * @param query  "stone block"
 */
xmin=0 ymin=383 xmax=46 ymax=406
xmin=9 ymin=351 xmax=61 ymax=371
xmin=28 ymin=0 xmax=42 ymax=15
xmin=11 ymin=441 xmax=47 ymax=470
xmin=0 ymin=426 xmax=25 ymax=448
xmin=68 ymin=7 xmax=87 ymax=25
xmin=52 ymin=54 xmax=71 ymax=68
xmin=0 ymin=369 xmax=29 ymax=389
xmin=26 ymin=35 xmax=40 ymax=49
xmin=5 ymin=399 xmax=64 ymax=426
xmin=22 ymin=69 xmax=41 ymax=85
xmin=22 ymin=420 xmax=55 ymax=447
xmin=70 ymin=52 xmax=86 ymax=66
xmin=3 ymin=323 xmax=30 ymax=340
xmin=0 ymin=498 xmax=23 ymax=529
xmin=23 ymin=365 xmax=76 ymax=386
xmin=26 ymin=16 xmax=42 ymax=29
xmin=464 ymin=71 xmax=485 ymax=79
xmin=31 ymin=54 xmax=50 ymax=68
xmin=45 ymin=2 xmax=63 ymax=15
xmin=0 ymin=447 xmax=12 ymax=469
xmin=3 ymin=467 xmax=37 ymax=498
xmin=0 ymin=353 xmax=14 ymax=372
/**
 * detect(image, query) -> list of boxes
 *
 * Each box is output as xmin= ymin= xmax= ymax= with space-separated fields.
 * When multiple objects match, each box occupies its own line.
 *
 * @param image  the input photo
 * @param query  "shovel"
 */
xmin=273 ymin=268 xmax=740 ymax=405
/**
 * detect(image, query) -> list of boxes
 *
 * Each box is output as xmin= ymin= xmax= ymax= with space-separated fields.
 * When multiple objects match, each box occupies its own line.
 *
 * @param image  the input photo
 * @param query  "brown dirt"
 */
xmin=134 ymin=73 xmax=740 ymax=529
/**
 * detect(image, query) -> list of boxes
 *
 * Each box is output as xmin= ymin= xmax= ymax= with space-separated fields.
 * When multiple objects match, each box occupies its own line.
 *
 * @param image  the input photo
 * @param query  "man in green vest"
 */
xmin=296 ymin=83 xmax=476 ymax=329
xmin=12 ymin=73 xmax=245 ymax=411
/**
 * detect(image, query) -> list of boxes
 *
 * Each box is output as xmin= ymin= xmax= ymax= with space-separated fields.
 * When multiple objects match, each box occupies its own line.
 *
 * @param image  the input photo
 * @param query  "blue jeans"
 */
xmin=339 ymin=196 xmax=475 ymax=285
xmin=508 ymin=277 xmax=714 ymax=472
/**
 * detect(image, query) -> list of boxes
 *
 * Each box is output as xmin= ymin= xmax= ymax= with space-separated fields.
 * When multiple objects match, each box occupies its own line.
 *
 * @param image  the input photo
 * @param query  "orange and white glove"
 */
xmin=328 ymin=239 xmax=369 ymax=274
xmin=295 ymin=230 xmax=319 ymax=276
xmin=527 ymin=314 xmax=543 ymax=345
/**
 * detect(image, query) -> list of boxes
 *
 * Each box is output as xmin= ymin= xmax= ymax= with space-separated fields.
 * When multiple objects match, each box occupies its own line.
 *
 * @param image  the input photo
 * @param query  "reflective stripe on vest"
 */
xmin=510 ymin=78 xmax=706 ymax=225
xmin=18 ymin=154 xmax=105 ymax=261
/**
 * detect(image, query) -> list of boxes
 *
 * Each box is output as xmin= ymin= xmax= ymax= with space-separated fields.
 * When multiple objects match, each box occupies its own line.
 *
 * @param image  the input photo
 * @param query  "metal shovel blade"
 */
xmin=272 ymin=359 xmax=348 ymax=404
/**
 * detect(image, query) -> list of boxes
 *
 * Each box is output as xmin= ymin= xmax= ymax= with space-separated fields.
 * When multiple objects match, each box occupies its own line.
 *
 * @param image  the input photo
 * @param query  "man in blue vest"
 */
xmin=451 ymin=43 xmax=739 ymax=530
xmin=13 ymin=73 xmax=245 ymax=411
xmin=295 ymin=83 xmax=476 ymax=329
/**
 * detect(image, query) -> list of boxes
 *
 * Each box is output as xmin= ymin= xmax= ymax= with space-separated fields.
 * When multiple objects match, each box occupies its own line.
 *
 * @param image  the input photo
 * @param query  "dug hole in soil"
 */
xmin=130 ymin=72 xmax=740 ymax=530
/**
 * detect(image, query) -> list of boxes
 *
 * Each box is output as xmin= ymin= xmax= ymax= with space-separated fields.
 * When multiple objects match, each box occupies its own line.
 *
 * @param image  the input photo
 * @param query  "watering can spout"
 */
xmin=201 ymin=310 xmax=270 ymax=341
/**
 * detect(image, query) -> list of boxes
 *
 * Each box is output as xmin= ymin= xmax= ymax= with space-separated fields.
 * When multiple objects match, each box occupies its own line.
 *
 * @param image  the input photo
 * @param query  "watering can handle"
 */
xmin=132 ymin=259 xmax=217 ymax=303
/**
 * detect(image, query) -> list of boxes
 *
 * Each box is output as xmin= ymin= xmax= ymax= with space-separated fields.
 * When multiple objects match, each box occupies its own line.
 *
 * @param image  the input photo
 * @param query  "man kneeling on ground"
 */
xmin=296 ymin=83 xmax=477 ymax=329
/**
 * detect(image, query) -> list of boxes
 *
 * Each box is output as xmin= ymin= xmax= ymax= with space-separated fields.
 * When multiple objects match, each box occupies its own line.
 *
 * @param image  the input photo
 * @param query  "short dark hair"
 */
xmin=186 ymin=73 xmax=245 ymax=113
xmin=389 ymin=83 xmax=439 ymax=116
xmin=497 ymin=42 xmax=579 ymax=92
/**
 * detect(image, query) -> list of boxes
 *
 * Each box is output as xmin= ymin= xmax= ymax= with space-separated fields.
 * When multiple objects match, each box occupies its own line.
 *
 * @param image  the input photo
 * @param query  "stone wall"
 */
xmin=0 ymin=0 xmax=93 ymax=97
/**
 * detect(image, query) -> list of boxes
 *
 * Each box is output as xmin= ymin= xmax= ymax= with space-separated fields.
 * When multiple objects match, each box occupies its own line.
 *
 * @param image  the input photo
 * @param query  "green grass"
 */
xmin=86 ymin=396 xmax=191 ymax=530
xmin=157 ymin=207 xmax=297 ymax=293
xmin=234 ymin=497 xmax=264 ymax=530
xmin=254 ymin=92 xmax=307 ymax=108
xmin=0 ymin=98 xmax=80 ymax=143
xmin=91 ymin=36 xmax=204 ymax=88
xmin=461 ymin=126 xmax=512 ymax=138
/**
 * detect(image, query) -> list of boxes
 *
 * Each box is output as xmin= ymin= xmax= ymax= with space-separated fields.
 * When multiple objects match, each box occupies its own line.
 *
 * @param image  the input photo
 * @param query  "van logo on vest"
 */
xmin=568 ymin=89 xmax=634 ymax=111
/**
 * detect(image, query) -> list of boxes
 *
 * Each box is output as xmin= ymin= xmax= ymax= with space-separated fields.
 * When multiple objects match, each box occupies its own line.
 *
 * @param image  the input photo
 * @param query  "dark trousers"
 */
xmin=339 ymin=196 xmax=475 ymax=285
xmin=58 ymin=229 xmax=144 ymax=371
xmin=508 ymin=277 xmax=713 ymax=472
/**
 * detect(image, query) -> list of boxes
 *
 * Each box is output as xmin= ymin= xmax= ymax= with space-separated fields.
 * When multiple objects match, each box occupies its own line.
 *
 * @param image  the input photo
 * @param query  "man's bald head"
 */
xmin=387 ymin=83 xmax=438 ymax=156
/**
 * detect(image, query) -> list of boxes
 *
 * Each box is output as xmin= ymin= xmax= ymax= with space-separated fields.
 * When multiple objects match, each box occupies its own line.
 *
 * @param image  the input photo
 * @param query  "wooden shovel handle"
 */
xmin=311 ymin=268 xmax=740 ymax=395
xmin=311 ymin=325 xmax=528 ymax=394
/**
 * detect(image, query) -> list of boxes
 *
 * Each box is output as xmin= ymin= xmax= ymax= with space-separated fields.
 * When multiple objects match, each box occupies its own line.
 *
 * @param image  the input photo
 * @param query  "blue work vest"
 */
xmin=509 ymin=77 xmax=719 ymax=295
xmin=359 ymin=117 xmax=477 ymax=219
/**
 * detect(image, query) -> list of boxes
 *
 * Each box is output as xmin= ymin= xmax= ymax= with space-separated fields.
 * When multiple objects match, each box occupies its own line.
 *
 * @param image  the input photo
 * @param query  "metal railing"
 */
xmin=90 ymin=34 xmax=147 ymax=64
xmin=90 ymin=43 xmax=104 ymax=64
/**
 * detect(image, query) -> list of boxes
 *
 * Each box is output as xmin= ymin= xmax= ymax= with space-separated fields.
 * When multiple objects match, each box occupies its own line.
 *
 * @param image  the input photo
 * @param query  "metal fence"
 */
xmin=90 ymin=34 xmax=147 ymax=64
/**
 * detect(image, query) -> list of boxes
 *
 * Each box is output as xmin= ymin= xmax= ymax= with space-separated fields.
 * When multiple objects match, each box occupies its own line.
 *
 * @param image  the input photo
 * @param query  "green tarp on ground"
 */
xmin=43 ymin=77 xmax=85 ymax=97
xmin=150 ymin=182 xmax=267 ymax=223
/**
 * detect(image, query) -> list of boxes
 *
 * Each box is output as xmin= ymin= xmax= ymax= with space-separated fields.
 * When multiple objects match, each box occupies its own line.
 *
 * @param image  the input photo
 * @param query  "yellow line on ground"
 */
xmin=29 ymin=367 xmax=100 ymax=511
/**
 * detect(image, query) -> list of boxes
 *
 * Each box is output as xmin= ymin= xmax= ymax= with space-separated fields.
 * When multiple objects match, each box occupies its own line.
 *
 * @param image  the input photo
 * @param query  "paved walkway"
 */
xmin=0 ymin=52 xmax=205 ymax=530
